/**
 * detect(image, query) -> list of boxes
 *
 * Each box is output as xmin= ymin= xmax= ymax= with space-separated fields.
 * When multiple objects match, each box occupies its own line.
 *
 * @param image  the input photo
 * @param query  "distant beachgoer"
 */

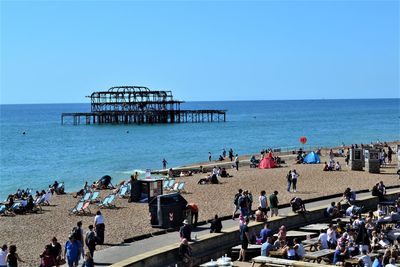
xmin=85 ymin=225 xmax=97 ymax=258
xmin=94 ymin=211 xmax=105 ymax=245
xmin=269 ymin=191 xmax=279 ymax=217
xmin=39 ymin=245 xmax=56 ymax=267
xmin=238 ymin=190 xmax=250 ymax=217
xmin=286 ymin=170 xmax=292 ymax=192
xmin=179 ymin=220 xmax=192 ymax=241
xmin=234 ymin=154 xmax=239 ymax=171
xmin=50 ymin=237 xmax=62 ymax=267
xmin=162 ymin=158 xmax=168 ymax=169
xmin=232 ymin=189 xmax=243 ymax=219
xmin=387 ymin=146 xmax=393 ymax=164
xmin=222 ymin=149 xmax=226 ymax=158
xmin=64 ymin=236 xmax=81 ymax=267
xmin=179 ymin=239 xmax=193 ymax=267
xmin=81 ymin=252 xmax=94 ymax=267
xmin=237 ymin=216 xmax=250 ymax=262
xmin=0 ymin=244 xmax=8 ymax=267
xmin=208 ymin=152 xmax=212 ymax=162
xmin=291 ymin=170 xmax=299 ymax=192
xmin=335 ymin=161 xmax=341 ymax=171
xmin=210 ymin=214 xmax=222 ymax=233
xmin=258 ymin=190 xmax=268 ymax=219
xmin=6 ymin=245 xmax=24 ymax=267
xmin=187 ymin=203 xmax=199 ymax=227
xmin=229 ymin=148 xmax=234 ymax=161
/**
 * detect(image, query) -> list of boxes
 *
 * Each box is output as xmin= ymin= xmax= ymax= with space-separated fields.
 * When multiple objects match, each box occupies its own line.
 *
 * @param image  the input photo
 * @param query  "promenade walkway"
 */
xmin=67 ymin=188 xmax=398 ymax=266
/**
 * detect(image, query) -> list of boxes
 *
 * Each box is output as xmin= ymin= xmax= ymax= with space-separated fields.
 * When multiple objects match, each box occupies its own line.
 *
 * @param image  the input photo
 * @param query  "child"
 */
xmin=81 ymin=252 xmax=94 ymax=267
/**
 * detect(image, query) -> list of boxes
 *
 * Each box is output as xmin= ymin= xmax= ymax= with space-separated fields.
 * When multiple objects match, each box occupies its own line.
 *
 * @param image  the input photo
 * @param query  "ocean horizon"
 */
xmin=1 ymin=98 xmax=399 ymax=199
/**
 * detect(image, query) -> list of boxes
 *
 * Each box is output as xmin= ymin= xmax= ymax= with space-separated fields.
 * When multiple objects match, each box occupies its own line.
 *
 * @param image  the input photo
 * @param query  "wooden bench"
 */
xmin=251 ymin=256 xmax=331 ymax=267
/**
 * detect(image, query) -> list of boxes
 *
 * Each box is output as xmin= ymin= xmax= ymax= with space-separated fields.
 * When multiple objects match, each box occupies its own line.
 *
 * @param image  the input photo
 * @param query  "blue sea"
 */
xmin=0 ymin=99 xmax=399 ymax=199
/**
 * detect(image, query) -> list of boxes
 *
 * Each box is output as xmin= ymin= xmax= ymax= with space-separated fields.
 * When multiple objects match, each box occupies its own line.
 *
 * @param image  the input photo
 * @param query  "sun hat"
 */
xmin=183 ymin=219 xmax=189 ymax=224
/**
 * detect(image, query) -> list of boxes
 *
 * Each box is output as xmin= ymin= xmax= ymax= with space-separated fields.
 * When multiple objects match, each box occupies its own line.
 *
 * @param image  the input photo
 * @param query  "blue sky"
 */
xmin=0 ymin=0 xmax=398 ymax=104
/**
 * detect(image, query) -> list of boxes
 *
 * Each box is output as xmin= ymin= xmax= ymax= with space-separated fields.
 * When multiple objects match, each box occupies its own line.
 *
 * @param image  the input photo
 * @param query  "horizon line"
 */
xmin=0 ymin=97 xmax=399 ymax=105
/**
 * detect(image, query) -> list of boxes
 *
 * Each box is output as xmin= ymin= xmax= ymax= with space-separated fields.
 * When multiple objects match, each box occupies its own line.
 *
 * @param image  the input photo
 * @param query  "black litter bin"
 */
xmin=149 ymin=193 xmax=188 ymax=229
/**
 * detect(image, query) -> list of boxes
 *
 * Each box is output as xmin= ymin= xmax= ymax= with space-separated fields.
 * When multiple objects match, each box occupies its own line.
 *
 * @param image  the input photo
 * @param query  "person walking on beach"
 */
xmin=50 ymin=237 xmax=62 ymax=267
xmin=269 ymin=191 xmax=279 ymax=217
xmin=208 ymin=152 xmax=212 ymax=162
xmin=94 ymin=211 xmax=105 ymax=245
xmin=162 ymin=158 xmax=168 ymax=169
xmin=232 ymin=189 xmax=243 ymax=219
xmin=234 ymin=154 xmax=239 ymax=171
xmin=286 ymin=170 xmax=292 ymax=192
xmin=64 ymin=236 xmax=81 ymax=267
xmin=291 ymin=170 xmax=299 ymax=193
xmin=258 ymin=190 xmax=269 ymax=219
xmin=6 ymin=245 xmax=24 ymax=267
xmin=229 ymin=148 xmax=234 ymax=161
xmin=237 ymin=216 xmax=250 ymax=262
xmin=85 ymin=225 xmax=97 ymax=258
xmin=222 ymin=148 xmax=226 ymax=158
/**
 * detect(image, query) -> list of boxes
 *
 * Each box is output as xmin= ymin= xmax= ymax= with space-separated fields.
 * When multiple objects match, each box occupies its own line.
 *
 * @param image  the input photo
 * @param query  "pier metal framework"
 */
xmin=61 ymin=86 xmax=226 ymax=125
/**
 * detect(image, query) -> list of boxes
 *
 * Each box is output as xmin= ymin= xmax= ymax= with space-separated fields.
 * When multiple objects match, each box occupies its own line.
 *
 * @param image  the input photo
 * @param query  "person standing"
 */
xmin=85 ymin=225 xmax=97 ymax=258
xmin=232 ymin=189 xmax=243 ymax=219
xmin=229 ymin=148 xmax=234 ymax=161
xmin=5 ymin=245 xmax=24 ymax=267
xmin=0 ymin=245 xmax=8 ymax=267
xmin=50 ymin=237 xmax=62 ymax=267
xmin=286 ymin=170 xmax=292 ymax=192
xmin=210 ymin=214 xmax=222 ymax=233
xmin=237 ymin=217 xmax=250 ymax=261
xmin=186 ymin=203 xmax=199 ymax=227
xmin=208 ymin=152 xmax=212 ymax=162
xmin=258 ymin=191 xmax=268 ymax=219
xmin=162 ymin=158 xmax=168 ymax=169
xmin=269 ymin=191 xmax=279 ymax=217
xmin=64 ymin=236 xmax=81 ymax=267
xmin=222 ymin=148 xmax=226 ymax=158
xmin=179 ymin=239 xmax=193 ymax=267
xmin=291 ymin=170 xmax=299 ymax=193
xmin=179 ymin=220 xmax=192 ymax=241
xmin=94 ymin=211 xmax=105 ymax=245
xmin=39 ymin=245 xmax=56 ymax=267
xmin=234 ymin=154 xmax=239 ymax=171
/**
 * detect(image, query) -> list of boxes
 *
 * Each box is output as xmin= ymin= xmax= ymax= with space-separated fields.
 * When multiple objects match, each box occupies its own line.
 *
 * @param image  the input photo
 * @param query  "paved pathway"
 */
xmin=64 ymin=188 xmax=397 ymax=266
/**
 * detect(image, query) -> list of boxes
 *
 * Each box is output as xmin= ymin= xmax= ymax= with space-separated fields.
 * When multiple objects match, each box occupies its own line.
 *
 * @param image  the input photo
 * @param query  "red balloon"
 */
xmin=300 ymin=136 xmax=307 ymax=144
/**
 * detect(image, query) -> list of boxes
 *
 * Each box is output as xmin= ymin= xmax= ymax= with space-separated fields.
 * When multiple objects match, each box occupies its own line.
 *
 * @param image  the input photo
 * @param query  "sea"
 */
xmin=0 ymin=99 xmax=399 ymax=200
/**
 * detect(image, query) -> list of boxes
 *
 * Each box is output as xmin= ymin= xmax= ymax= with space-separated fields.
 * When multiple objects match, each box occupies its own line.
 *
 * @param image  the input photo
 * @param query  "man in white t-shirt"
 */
xmin=326 ymin=225 xmax=337 ymax=248
xmin=318 ymin=229 xmax=329 ymax=250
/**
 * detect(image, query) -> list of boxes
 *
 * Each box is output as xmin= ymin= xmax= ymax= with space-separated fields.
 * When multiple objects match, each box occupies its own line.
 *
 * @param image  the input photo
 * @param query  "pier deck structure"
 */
xmin=61 ymin=86 xmax=226 ymax=125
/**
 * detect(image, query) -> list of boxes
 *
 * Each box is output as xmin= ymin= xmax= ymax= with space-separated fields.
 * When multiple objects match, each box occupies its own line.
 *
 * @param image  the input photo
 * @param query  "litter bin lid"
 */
xmin=149 ymin=193 xmax=187 ymax=205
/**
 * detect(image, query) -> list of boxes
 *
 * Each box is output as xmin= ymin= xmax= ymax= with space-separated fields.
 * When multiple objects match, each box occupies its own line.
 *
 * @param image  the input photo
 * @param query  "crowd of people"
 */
xmin=1 ymin=181 xmax=64 ymax=216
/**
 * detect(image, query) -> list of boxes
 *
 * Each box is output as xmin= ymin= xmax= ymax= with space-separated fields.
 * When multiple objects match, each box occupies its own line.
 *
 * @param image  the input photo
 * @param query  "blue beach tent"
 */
xmin=303 ymin=151 xmax=321 ymax=164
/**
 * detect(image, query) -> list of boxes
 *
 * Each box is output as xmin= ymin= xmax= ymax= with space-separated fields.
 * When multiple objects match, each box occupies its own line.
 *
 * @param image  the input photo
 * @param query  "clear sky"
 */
xmin=0 ymin=0 xmax=399 ymax=104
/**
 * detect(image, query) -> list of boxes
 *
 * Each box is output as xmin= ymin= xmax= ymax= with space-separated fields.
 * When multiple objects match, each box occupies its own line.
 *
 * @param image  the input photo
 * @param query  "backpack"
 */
xmin=86 ymin=232 xmax=97 ymax=247
xmin=233 ymin=193 xmax=240 ymax=206
xmin=71 ymin=227 xmax=81 ymax=241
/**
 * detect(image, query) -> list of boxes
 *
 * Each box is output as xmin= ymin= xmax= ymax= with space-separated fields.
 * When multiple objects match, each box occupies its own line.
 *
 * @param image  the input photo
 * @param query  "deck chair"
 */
xmin=89 ymin=191 xmax=100 ymax=203
xmin=165 ymin=179 xmax=176 ymax=191
xmin=119 ymin=185 xmax=129 ymax=198
xmin=81 ymin=201 xmax=91 ymax=214
xmin=82 ymin=192 xmax=91 ymax=201
xmin=55 ymin=182 xmax=65 ymax=194
xmin=69 ymin=201 xmax=85 ymax=215
xmin=176 ymin=182 xmax=186 ymax=193
xmin=163 ymin=180 xmax=171 ymax=189
xmin=97 ymin=195 xmax=113 ymax=208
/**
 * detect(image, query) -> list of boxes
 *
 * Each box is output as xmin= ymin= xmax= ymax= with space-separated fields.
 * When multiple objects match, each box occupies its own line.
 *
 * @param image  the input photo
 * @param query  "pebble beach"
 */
xmin=1 ymin=145 xmax=399 ymax=266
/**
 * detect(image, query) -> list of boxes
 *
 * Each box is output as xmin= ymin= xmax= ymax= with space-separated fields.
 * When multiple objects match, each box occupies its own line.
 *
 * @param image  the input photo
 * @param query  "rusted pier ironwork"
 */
xmin=61 ymin=86 xmax=226 ymax=125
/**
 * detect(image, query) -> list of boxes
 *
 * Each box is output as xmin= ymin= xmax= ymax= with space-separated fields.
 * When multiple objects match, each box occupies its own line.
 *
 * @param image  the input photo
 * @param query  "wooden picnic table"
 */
xmin=345 ymin=253 xmax=381 ymax=267
xmin=332 ymin=217 xmax=352 ymax=223
xmin=268 ymin=249 xmax=286 ymax=258
xmin=304 ymin=249 xmax=335 ymax=263
xmin=273 ymin=230 xmax=317 ymax=239
xmin=251 ymin=256 xmax=330 ymax=267
xmin=299 ymin=224 xmax=330 ymax=233
xmin=302 ymin=237 xmax=319 ymax=252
